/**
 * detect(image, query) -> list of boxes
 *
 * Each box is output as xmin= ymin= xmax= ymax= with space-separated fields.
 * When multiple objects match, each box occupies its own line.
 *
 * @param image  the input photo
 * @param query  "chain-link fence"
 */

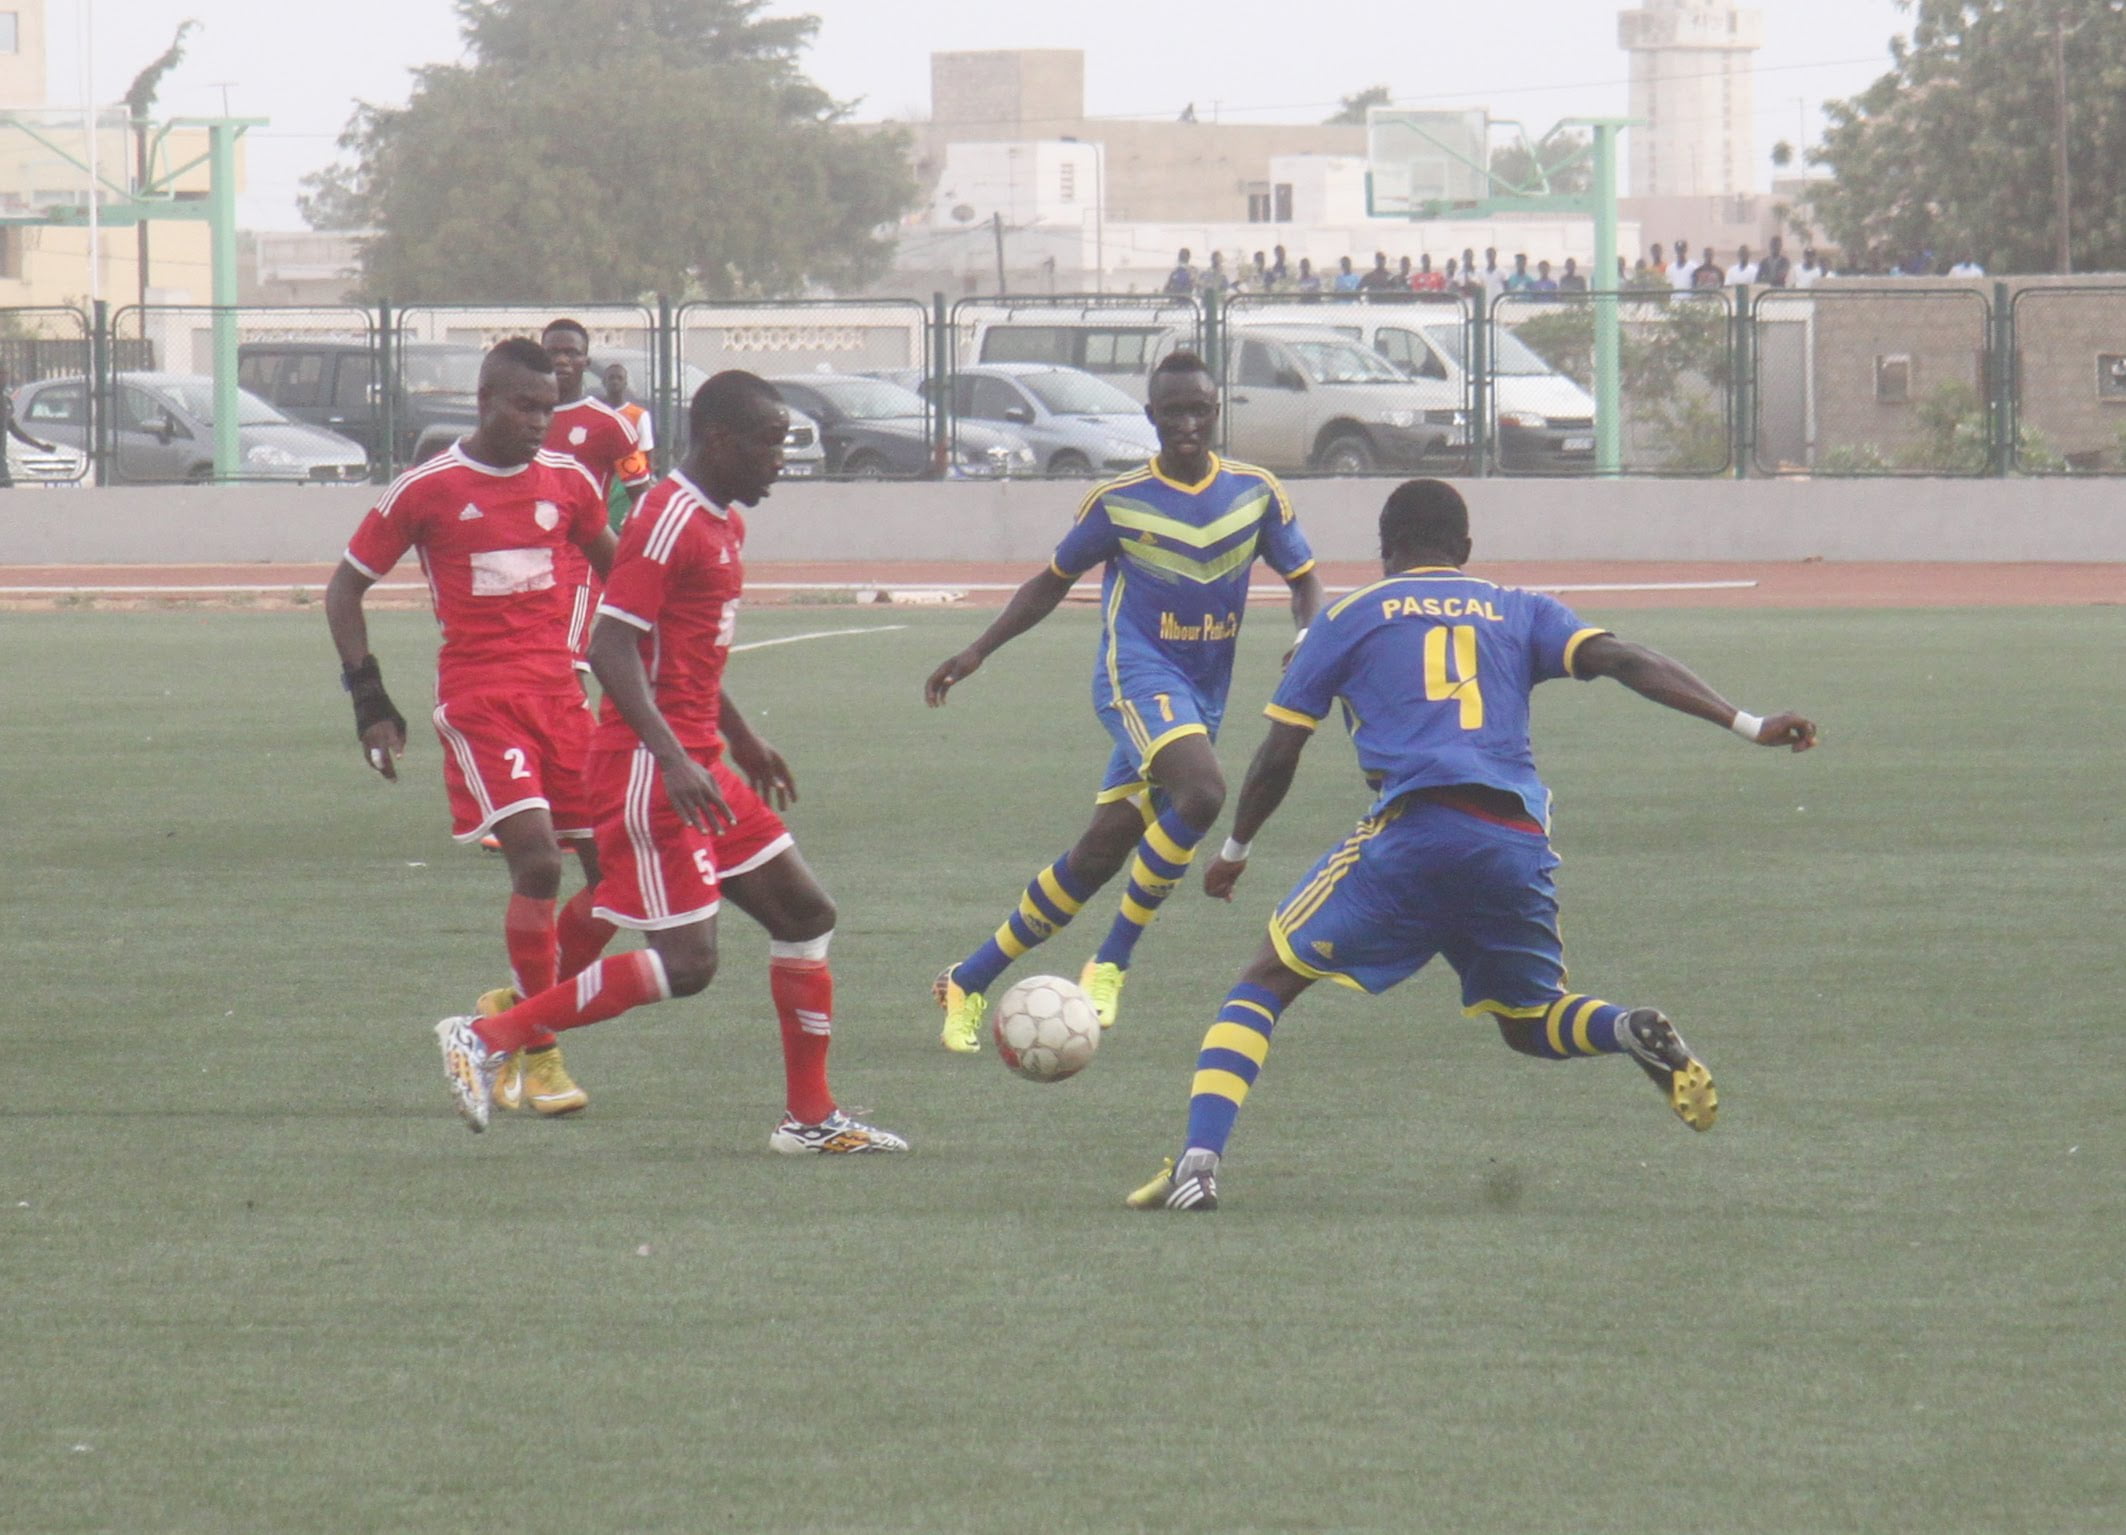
xmin=677 ymin=299 xmax=932 ymax=479
xmin=1753 ymin=287 xmax=1993 ymax=476
xmin=1494 ymin=290 xmax=1733 ymax=477
xmin=0 ymin=305 xmax=98 ymax=485
xmin=2008 ymin=286 xmax=2126 ymax=474
xmin=102 ymin=305 xmax=377 ymax=485
xmin=944 ymin=295 xmax=1197 ymax=478
xmin=1216 ymin=291 xmax=1466 ymax=476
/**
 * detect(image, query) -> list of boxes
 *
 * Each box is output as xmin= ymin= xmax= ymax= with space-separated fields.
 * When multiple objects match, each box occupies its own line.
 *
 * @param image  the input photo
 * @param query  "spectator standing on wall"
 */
xmin=1412 ymin=254 xmax=1447 ymax=292
xmin=1730 ymin=246 xmax=1759 ymax=285
xmin=1297 ymin=258 xmax=1322 ymax=299
xmin=1648 ymin=243 xmax=1668 ymax=276
xmin=0 ymin=368 xmax=59 ymax=487
xmin=1503 ymin=254 xmax=1535 ymax=294
xmin=1692 ymin=250 xmax=1727 ymax=289
xmin=1759 ymin=237 xmax=1791 ymax=287
xmin=1949 ymin=254 xmax=1985 ymax=277
xmin=1201 ymin=251 xmax=1231 ymax=296
xmin=1269 ymin=245 xmax=1290 ymax=285
xmin=1558 ymin=258 xmax=1587 ymax=294
xmin=1358 ymin=252 xmax=1398 ymax=294
xmin=1670 ymin=240 xmax=1697 ymax=291
xmin=1482 ymin=248 xmax=1509 ymax=302
xmin=1165 ymin=249 xmax=1196 ymax=296
xmin=1334 ymin=256 xmax=1363 ymax=297
xmin=1793 ymin=248 xmax=1824 ymax=288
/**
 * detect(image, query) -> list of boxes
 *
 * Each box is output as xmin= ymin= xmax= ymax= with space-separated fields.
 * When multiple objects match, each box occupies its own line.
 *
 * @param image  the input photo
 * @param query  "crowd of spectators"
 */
xmin=1157 ymin=236 xmax=1990 ymax=302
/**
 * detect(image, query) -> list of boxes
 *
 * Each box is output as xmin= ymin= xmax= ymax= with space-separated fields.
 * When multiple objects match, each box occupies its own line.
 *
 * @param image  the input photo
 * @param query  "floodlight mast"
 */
xmin=1369 ymin=115 xmax=1637 ymax=477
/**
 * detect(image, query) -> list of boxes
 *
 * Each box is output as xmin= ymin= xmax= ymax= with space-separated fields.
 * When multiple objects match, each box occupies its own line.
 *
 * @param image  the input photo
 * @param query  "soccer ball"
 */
xmin=992 ymin=975 xmax=1101 ymax=1083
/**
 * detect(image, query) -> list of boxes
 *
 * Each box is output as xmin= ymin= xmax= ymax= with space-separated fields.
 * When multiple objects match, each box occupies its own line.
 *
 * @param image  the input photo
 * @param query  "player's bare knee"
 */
xmin=780 ymin=887 xmax=836 ymax=942
xmin=661 ymin=945 xmax=717 ymax=997
xmin=1494 ymin=1016 xmax=1550 ymax=1057
xmin=1167 ymin=775 xmax=1226 ymax=832
xmin=505 ymin=846 xmax=564 ymax=899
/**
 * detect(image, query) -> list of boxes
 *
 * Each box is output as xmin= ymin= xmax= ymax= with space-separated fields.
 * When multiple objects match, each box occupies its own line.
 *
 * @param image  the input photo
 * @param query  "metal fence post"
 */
xmin=931 ymin=291 xmax=950 ymax=474
xmin=1990 ymin=281 xmax=2013 ymax=476
xmin=375 ymin=299 xmax=396 ymax=482
xmin=89 ymin=299 xmax=109 ymax=487
xmin=1469 ymin=292 xmax=1490 ymax=477
xmin=1731 ymin=285 xmax=1752 ymax=479
xmin=656 ymin=293 xmax=675 ymax=474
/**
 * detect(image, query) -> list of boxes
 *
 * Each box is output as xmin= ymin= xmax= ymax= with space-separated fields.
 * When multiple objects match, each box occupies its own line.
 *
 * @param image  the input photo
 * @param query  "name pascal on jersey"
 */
xmin=1380 ymin=594 xmax=1504 ymax=622
xmin=1157 ymin=609 xmax=1243 ymax=643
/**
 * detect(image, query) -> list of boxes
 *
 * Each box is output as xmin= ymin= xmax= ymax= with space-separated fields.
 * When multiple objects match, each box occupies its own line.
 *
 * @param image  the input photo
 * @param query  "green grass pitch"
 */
xmin=3 ymin=601 xmax=2122 ymax=1533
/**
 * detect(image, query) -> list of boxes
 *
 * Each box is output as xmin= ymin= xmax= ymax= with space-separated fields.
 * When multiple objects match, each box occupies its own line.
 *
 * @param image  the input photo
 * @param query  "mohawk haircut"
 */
xmin=481 ymin=336 xmax=556 ymax=386
xmin=1152 ymin=350 xmax=1214 ymax=383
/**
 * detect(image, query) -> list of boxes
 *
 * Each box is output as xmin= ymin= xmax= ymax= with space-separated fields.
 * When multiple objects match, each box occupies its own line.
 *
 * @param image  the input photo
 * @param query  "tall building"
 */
xmin=1618 ymin=0 xmax=1763 ymax=197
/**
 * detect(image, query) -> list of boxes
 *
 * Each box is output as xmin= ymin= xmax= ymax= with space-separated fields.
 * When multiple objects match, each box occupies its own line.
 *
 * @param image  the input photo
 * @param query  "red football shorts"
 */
xmin=431 ymin=690 xmax=595 ymax=842
xmin=588 ymin=746 xmax=793 ymax=930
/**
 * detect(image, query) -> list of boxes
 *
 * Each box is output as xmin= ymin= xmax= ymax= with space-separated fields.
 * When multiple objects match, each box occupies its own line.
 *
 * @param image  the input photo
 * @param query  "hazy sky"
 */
xmin=45 ymin=0 xmax=1915 ymax=229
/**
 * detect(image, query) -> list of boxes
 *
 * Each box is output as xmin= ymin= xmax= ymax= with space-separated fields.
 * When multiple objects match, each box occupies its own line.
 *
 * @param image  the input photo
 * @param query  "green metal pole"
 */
xmin=1991 ymin=281 xmax=2013 ymax=476
xmin=931 ymin=292 xmax=950 ymax=474
xmin=1731 ymin=284 xmax=1751 ymax=479
xmin=374 ymin=298 xmax=395 ymax=482
xmin=1591 ymin=122 xmax=1622 ymax=477
xmin=207 ymin=121 xmax=240 ymax=480
xmin=656 ymin=293 xmax=675 ymax=474
xmin=90 ymin=299 xmax=109 ymax=487
xmin=1470 ymin=290 xmax=1489 ymax=477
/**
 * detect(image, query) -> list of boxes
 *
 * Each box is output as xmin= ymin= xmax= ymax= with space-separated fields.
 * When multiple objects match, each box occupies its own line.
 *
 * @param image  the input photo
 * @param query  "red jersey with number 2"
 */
xmin=592 ymin=471 xmax=743 ymax=757
xmin=343 ymin=444 xmax=606 ymax=702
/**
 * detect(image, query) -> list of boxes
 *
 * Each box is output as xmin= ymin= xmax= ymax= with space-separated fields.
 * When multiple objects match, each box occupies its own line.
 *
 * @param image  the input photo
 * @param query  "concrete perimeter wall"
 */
xmin=5 ymin=477 xmax=2125 ymax=568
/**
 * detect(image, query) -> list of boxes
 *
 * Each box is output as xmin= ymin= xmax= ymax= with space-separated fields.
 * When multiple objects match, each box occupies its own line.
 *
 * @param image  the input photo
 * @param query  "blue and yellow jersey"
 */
xmin=1049 ymin=454 xmax=1315 ymax=704
xmin=1266 ymin=567 xmax=1608 ymax=827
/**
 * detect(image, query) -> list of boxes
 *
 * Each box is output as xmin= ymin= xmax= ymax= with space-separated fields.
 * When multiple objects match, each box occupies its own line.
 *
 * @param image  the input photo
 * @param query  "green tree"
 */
xmin=1325 ymin=86 xmax=1392 ymax=126
xmin=1513 ymin=300 xmax=1734 ymax=473
xmin=1809 ymin=1 xmax=2126 ymax=274
xmin=300 ymin=0 xmax=918 ymax=301
xmin=1487 ymin=130 xmax=1592 ymax=197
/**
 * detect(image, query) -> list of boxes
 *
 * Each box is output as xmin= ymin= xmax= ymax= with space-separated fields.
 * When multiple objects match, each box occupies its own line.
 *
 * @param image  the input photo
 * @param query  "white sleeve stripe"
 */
xmin=645 ymin=491 xmax=695 ymax=563
xmin=596 ymin=602 xmax=654 ymax=631
xmin=343 ymin=550 xmax=386 ymax=581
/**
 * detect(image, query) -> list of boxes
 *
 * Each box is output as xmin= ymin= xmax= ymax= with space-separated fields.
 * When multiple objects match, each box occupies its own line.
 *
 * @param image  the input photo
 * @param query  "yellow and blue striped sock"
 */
xmin=1499 ymin=994 xmax=1634 ymax=1060
xmin=1093 ymin=805 xmax=1206 ymax=969
xmin=956 ymin=855 xmax=1094 ymax=997
xmin=1182 ymin=982 xmax=1283 ymax=1156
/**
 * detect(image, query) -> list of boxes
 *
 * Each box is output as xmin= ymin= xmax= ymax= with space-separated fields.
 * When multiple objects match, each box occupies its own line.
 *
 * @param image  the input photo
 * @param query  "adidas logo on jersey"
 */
xmin=1311 ymin=940 xmax=1336 ymax=960
xmin=458 ymin=503 xmax=483 ymax=521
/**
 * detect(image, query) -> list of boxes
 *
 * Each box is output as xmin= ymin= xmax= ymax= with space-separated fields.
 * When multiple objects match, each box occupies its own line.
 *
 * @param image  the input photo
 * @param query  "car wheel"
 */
xmin=841 ymin=450 xmax=890 ymax=479
xmin=1046 ymin=450 xmax=1093 ymax=478
xmin=185 ymin=463 xmax=215 ymax=483
xmin=1316 ymin=432 xmax=1376 ymax=475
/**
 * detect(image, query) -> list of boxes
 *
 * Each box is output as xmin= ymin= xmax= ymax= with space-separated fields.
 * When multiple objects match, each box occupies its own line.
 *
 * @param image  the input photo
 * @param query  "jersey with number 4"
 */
xmin=342 ymin=443 xmax=606 ymax=703
xmin=1265 ymin=566 xmax=1609 ymax=827
xmin=592 ymin=470 xmax=743 ymax=757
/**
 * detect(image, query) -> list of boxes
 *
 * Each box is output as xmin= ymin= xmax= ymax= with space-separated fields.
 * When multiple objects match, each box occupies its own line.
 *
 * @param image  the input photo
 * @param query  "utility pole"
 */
xmin=2053 ymin=8 xmax=2072 ymax=275
xmin=991 ymin=211 xmax=1008 ymax=296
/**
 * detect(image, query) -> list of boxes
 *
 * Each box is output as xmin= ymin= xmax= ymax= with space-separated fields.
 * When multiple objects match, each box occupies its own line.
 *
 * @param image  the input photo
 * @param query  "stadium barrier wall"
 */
xmin=7 ymin=477 xmax=2126 ymax=568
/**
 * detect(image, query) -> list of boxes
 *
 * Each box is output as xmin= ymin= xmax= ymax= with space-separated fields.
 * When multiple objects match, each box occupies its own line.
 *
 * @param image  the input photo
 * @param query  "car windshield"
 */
xmin=1422 ymin=325 xmax=1555 ymax=377
xmin=1286 ymin=339 xmax=1407 ymax=384
xmin=403 ymin=351 xmax=483 ymax=395
xmin=163 ymin=382 xmax=290 ymax=426
xmin=814 ymin=378 xmax=926 ymax=420
xmin=1020 ymin=370 xmax=1141 ymax=416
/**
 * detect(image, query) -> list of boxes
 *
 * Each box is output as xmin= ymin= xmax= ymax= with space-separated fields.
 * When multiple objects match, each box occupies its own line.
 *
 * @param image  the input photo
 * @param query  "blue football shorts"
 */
xmin=1092 ymin=674 xmax=1225 ymax=806
xmin=1266 ymin=796 xmax=1569 ymax=1015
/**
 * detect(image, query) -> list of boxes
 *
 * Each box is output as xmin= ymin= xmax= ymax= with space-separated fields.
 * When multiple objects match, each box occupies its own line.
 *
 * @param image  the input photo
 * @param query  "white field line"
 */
xmin=730 ymin=625 xmax=908 ymax=652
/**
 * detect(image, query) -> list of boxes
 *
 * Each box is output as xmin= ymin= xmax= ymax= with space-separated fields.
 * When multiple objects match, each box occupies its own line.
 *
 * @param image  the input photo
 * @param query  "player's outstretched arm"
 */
xmin=1203 ymin=722 xmax=1313 ymax=900
xmin=720 ymin=692 xmax=796 ymax=810
xmin=324 ymin=559 xmax=407 ymax=780
xmin=924 ymin=565 xmax=1076 ymax=706
xmin=1573 ymin=634 xmax=1818 ymax=751
xmin=588 ymin=616 xmax=735 ymax=833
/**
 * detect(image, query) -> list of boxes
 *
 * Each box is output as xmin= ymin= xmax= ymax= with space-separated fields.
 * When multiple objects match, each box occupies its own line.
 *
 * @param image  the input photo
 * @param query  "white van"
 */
xmin=970 ymin=311 xmax=1458 ymax=475
xmin=1261 ymin=304 xmax=1598 ymax=473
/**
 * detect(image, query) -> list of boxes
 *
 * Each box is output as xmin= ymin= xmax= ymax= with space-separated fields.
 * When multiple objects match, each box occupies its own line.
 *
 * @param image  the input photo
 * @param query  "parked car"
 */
xmin=598 ymin=349 xmax=827 ymax=478
xmin=16 ymin=373 xmax=371 ymax=484
xmin=239 ymin=339 xmax=482 ymax=469
xmin=1178 ymin=326 xmax=1455 ymax=475
xmin=4 ymin=428 xmax=87 ymax=485
xmin=879 ymin=363 xmax=1157 ymax=477
xmin=767 ymin=373 xmax=1035 ymax=479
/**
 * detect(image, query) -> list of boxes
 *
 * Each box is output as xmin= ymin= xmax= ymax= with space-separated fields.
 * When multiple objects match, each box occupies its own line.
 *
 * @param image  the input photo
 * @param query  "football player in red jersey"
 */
xmin=542 ymin=318 xmax=651 ymax=671
xmin=326 ymin=338 xmax=618 ymax=1117
xmin=434 ymin=371 xmax=909 ymax=1154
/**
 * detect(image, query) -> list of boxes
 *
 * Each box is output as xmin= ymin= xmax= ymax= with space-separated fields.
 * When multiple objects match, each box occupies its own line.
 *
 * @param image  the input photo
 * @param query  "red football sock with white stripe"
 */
xmin=770 ymin=937 xmax=836 ymax=1124
xmin=473 ymin=949 xmax=670 ymax=1056
xmin=503 ymin=894 xmax=562 ymax=1049
xmin=556 ymin=886 xmax=617 ymax=981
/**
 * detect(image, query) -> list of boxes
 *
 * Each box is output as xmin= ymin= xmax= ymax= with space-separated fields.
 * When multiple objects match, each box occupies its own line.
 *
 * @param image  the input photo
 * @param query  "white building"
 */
xmin=1618 ymin=0 xmax=1764 ymax=197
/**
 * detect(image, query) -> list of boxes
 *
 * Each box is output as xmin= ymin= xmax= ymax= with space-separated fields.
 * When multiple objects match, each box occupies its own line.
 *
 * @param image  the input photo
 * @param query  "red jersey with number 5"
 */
xmin=343 ymin=443 xmax=606 ymax=702
xmin=592 ymin=470 xmax=744 ymax=756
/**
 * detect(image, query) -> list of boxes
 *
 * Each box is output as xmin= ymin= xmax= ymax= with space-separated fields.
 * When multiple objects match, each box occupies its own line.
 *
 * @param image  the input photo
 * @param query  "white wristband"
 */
xmin=1292 ymin=627 xmax=1309 ymax=647
xmin=1220 ymin=836 xmax=1253 ymax=862
xmin=1729 ymin=710 xmax=1764 ymax=742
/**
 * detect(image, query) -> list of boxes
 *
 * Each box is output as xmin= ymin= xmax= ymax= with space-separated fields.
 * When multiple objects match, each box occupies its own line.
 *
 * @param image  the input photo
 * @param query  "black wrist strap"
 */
xmin=342 ymin=655 xmax=405 ymax=739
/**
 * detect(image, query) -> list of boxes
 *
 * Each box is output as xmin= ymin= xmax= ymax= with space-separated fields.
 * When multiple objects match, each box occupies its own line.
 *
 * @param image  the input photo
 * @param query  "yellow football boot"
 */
xmin=474 ymin=988 xmax=522 ymax=1112
xmin=519 ymin=1044 xmax=589 ymax=1117
xmin=934 ymin=965 xmax=986 ymax=1054
xmin=1078 ymin=960 xmax=1127 ymax=1030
